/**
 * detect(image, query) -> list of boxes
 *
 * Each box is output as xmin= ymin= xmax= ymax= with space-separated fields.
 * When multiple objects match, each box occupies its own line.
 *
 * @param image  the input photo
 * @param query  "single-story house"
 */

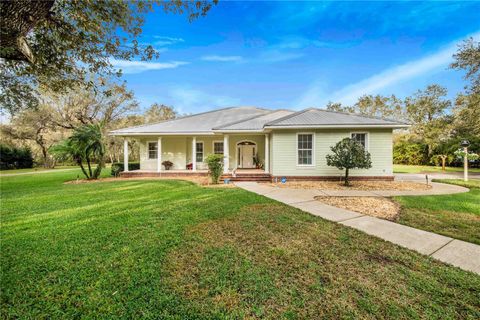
xmin=110 ymin=106 xmax=408 ymax=181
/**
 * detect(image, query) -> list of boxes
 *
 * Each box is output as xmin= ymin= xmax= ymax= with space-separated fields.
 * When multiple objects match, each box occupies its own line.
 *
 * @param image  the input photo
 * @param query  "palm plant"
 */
xmin=50 ymin=123 xmax=106 ymax=179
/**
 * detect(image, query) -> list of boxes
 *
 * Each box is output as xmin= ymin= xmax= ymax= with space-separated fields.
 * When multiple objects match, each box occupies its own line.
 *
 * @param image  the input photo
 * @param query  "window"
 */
xmin=297 ymin=134 xmax=313 ymax=165
xmin=213 ymin=142 xmax=224 ymax=155
xmin=196 ymin=142 xmax=204 ymax=162
xmin=351 ymin=133 xmax=367 ymax=149
xmin=148 ymin=142 xmax=157 ymax=159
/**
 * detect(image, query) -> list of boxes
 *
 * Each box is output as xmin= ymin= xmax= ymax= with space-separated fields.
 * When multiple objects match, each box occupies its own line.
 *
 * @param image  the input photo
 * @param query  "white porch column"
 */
xmin=264 ymin=133 xmax=269 ymax=173
xmin=192 ymin=136 xmax=197 ymax=171
xmin=123 ymin=138 xmax=129 ymax=172
xmin=223 ymin=134 xmax=229 ymax=173
xmin=157 ymin=137 xmax=162 ymax=172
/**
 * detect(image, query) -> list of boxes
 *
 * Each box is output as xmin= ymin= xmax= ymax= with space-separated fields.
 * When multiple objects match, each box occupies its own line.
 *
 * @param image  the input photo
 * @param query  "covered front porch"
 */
xmin=121 ymin=134 xmax=271 ymax=176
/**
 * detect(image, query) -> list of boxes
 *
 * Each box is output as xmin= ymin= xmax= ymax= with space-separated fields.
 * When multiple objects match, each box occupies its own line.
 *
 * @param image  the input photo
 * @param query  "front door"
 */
xmin=238 ymin=144 xmax=255 ymax=168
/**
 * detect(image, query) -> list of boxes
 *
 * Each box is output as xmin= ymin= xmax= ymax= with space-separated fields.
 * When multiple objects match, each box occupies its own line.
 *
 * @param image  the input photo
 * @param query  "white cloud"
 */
xmin=297 ymin=31 xmax=480 ymax=107
xmin=110 ymin=59 xmax=188 ymax=74
xmin=201 ymin=55 xmax=243 ymax=62
xmin=152 ymin=36 xmax=185 ymax=46
xmin=167 ymin=87 xmax=241 ymax=113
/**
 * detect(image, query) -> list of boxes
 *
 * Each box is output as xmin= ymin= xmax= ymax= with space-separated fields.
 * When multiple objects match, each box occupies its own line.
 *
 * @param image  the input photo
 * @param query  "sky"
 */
xmin=111 ymin=1 xmax=480 ymax=114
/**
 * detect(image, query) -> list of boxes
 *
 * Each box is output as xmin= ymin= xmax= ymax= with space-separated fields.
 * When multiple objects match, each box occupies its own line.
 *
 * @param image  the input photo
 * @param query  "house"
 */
xmin=109 ymin=106 xmax=408 ymax=181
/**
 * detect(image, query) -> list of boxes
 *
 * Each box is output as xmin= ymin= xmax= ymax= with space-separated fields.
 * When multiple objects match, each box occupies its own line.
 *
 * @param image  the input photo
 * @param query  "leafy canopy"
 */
xmin=326 ymin=138 xmax=372 ymax=185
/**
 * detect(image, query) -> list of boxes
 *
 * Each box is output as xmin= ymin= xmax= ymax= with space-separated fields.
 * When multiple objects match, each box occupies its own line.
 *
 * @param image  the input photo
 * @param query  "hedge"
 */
xmin=0 ymin=144 xmax=34 ymax=170
xmin=111 ymin=162 xmax=140 ymax=176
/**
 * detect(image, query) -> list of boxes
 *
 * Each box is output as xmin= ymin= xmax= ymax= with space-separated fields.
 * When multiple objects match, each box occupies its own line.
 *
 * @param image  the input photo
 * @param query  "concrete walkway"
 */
xmin=235 ymin=182 xmax=480 ymax=275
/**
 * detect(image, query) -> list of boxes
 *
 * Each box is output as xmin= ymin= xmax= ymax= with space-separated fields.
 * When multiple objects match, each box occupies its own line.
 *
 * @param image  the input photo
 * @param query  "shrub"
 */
xmin=205 ymin=154 xmax=224 ymax=184
xmin=393 ymin=140 xmax=428 ymax=165
xmin=162 ymin=160 xmax=173 ymax=170
xmin=0 ymin=144 xmax=34 ymax=170
xmin=111 ymin=162 xmax=140 ymax=176
xmin=326 ymin=138 xmax=372 ymax=186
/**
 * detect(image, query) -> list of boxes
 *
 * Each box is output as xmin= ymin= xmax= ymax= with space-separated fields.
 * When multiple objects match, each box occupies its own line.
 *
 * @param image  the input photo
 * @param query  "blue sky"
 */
xmin=112 ymin=1 xmax=480 ymax=114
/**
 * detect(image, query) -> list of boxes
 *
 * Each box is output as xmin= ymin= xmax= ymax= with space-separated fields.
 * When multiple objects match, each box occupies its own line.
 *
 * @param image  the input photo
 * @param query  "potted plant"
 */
xmin=253 ymin=154 xmax=264 ymax=169
xmin=162 ymin=160 xmax=173 ymax=170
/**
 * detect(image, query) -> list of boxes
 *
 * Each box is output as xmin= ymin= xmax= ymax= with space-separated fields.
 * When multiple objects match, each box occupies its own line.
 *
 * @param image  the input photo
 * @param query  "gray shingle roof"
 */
xmin=265 ymin=108 xmax=408 ymax=127
xmin=110 ymin=107 xmax=269 ymax=135
xmin=214 ymin=110 xmax=294 ymax=131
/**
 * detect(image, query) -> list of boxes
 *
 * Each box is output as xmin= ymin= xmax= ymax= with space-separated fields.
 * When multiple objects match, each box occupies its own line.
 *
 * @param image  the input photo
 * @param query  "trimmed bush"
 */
xmin=206 ymin=154 xmax=224 ymax=184
xmin=111 ymin=162 xmax=140 ymax=176
xmin=0 ymin=144 xmax=34 ymax=170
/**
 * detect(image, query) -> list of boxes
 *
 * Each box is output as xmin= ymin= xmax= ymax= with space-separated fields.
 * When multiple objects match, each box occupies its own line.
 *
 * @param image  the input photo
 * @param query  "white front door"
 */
xmin=238 ymin=145 xmax=255 ymax=168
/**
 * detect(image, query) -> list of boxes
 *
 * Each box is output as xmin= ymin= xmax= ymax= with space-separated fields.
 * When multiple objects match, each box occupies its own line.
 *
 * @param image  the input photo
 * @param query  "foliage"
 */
xmin=0 ymin=144 xmax=34 ymax=170
xmin=253 ymin=153 xmax=264 ymax=169
xmin=452 ymin=92 xmax=480 ymax=136
xmin=0 ymin=0 xmax=217 ymax=114
xmin=2 ymin=171 xmax=480 ymax=319
xmin=326 ymin=138 xmax=372 ymax=186
xmin=450 ymin=37 xmax=480 ymax=94
xmin=325 ymin=94 xmax=405 ymax=120
xmin=393 ymin=139 xmax=429 ymax=165
xmin=454 ymin=149 xmax=480 ymax=161
xmin=50 ymin=123 xmax=105 ymax=179
xmin=162 ymin=160 xmax=174 ymax=170
xmin=111 ymin=162 xmax=140 ymax=176
xmin=205 ymin=154 xmax=224 ymax=184
xmin=144 ymin=104 xmax=177 ymax=124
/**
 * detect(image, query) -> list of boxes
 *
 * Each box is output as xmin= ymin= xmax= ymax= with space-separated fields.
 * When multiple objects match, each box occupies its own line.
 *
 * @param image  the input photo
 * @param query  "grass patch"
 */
xmin=393 ymin=164 xmax=480 ymax=174
xmin=395 ymin=179 xmax=480 ymax=244
xmin=1 ymin=171 xmax=480 ymax=318
xmin=0 ymin=166 xmax=77 ymax=175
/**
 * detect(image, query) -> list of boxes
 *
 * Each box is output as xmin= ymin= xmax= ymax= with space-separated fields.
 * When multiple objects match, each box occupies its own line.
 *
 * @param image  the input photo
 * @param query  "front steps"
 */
xmin=222 ymin=172 xmax=272 ymax=182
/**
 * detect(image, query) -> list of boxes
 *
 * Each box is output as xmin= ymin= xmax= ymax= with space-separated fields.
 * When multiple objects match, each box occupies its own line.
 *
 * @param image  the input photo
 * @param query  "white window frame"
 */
xmin=147 ymin=141 xmax=158 ymax=159
xmin=350 ymin=132 xmax=369 ymax=151
xmin=212 ymin=140 xmax=224 ymax=155
xmin=195 ymin=141 xmax=204 ymax=163
xmin=296 ymin=132 xmax=315 ymax=167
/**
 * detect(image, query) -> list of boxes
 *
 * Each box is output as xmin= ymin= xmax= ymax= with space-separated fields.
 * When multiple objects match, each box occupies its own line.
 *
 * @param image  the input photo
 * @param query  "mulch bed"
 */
xmin=64 ymin=176 xmax=236 ymax=187
xmin=315 ymin=196 xmax=401 ymax=220
xmin=270 ymin=180 xmax=431 ymax=191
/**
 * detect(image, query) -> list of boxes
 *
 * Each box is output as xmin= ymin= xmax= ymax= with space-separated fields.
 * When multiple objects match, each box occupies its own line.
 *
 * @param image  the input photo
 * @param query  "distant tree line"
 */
xmin=326 ymin=38 xmax=479 ymax=168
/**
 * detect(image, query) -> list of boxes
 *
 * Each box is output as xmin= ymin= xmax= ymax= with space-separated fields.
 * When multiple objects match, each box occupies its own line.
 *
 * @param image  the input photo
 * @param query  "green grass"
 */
xmin=395 ymin=179 xmax=480 ymax=244
xmin=1 ymin=171 xmax=480 ymax=319
xmin=393 ymin=164 xmax=480 ymax=174
xmin=0 ymin=165 xmax=77 ymax=175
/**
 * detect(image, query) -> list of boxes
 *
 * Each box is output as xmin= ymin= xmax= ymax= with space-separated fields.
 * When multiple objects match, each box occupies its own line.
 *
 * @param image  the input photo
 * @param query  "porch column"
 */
xmin=223 ymin=134 xmax=229 ymax=173
xmin=123 ymin=138 xmax=129 ymax=172
xmin=192 ymin=136 xmax=197 ymax=171
xmin=264 ymin=134 xmax=269 ymax=173
xmin=157 ymin=137 xmax=162 ymax=172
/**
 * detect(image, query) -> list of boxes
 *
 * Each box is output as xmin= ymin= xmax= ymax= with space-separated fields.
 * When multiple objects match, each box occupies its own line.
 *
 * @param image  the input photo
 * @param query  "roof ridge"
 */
xmin=264 ymin=108 xmax=312 ymax=126
xmin=109 ymin=106 xmax=265 ymax=133
xmin=213 ymin=109 xmax=274 ymax=129
xmin=313 ymin=107 xmax=409 ymax=125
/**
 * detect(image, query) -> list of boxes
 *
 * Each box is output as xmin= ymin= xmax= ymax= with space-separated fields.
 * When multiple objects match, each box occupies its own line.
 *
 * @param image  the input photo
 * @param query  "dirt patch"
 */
xmin=64 ymin=176 xmax=236 ymax=187
xmin=315 ymin=196 xmax=401 ymax=220
xmin=269 ymin=180 xmax=431 ymax=191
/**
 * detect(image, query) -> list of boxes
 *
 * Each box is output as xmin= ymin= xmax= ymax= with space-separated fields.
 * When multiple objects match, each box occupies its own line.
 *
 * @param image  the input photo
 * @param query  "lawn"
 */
xmin=395 ymin=179 xmax=480 ymax=245
xmin=1 ymin=171 xmax=480 ymax=319
xmin=393 ymin=164 xmax=480 ymax=174
xmin=0 ymin=165 xmax=77 ymax=175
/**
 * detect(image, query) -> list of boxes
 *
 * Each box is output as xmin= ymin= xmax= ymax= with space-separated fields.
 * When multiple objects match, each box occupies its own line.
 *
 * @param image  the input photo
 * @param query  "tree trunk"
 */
xmin=344 ymin=168 xmax=350 ymax=186
xmin=0 ymin=0 xmax=55 ymax=62
xmin=441 ymin=155 xmax=447 ymax=172
xmin=86 ymin=157 xmax=93 ymax=178
xmin=77 ymin=160 xmax=89 ymax=179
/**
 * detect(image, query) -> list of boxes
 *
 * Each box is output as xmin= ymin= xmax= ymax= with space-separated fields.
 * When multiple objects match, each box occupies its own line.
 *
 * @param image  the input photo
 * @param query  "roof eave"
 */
xmin=264 ymin=124 xmax=410 ymax=129
xmin=108 ymin=131 xmax=216 ymax=136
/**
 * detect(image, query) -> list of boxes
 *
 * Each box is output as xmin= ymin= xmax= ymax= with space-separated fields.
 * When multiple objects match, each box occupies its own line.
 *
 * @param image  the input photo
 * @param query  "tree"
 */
xmin=144 ymin=103 xmax=177 ymax=123
xmin=325 ymin=101 xmax=352 ymax=113
xmin=0 ymin=0 xmax=217 ymax=114
xmin=1 ymin=104 xmax=64 ymax=167
xmin=50 ymin=123 xmax=106 ymax=179
xmin=326 ymin=138 xmax=372 ymax=186
xmin=451 ymin=37 xmax=480 ymax=94
xmin=451 ymin=93 xmax=480 ymax=137
xmin=354 ymin=94 xmax=405 ymax=120
xmin=405 ymin=84 xmax=452 ymax=157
